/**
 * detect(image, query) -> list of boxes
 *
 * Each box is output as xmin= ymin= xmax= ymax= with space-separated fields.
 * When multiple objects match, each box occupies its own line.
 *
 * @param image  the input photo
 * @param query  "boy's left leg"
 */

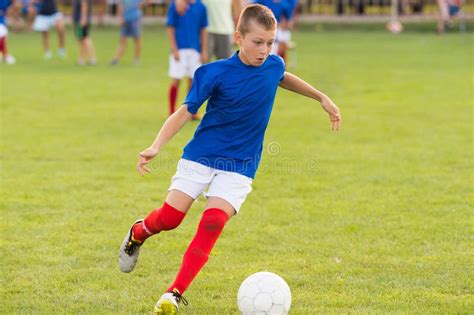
xmin=155 ymin=197 xmax=234 ymax=314
xmin=85 ymin=37 xmax=97 ymax=65
xmin=55 ymin=17 xmax=66 ymax=57
xmin=133 ymin=37 xmax=141 ymax=64
xmin=41 ymin=31 xmax=51 ymax=59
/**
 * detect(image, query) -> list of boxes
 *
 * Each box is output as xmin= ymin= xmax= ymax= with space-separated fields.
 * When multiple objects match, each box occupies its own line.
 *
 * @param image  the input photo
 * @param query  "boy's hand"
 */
xmin=321 ymin=97 xmax=341 ymax=131
xmin=137 ymin=148 xmax=158 ymax=176
xmin=80 ymin=17 xmax=87 ymax=27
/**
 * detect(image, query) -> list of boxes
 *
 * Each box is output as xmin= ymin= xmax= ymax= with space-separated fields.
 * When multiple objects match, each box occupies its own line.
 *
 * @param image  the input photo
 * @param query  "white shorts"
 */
xmin=33 ymin=13 xmax=63 ymax=32
xmin=0 ymin=24 xmax=8 ymax=37
xmin=272 ymin=28 xmax=292 ymax=54
xmin=169 ymin=159 xmax=253 ymax=213
xmin=168 ymin=49 xmax=201 ymax=79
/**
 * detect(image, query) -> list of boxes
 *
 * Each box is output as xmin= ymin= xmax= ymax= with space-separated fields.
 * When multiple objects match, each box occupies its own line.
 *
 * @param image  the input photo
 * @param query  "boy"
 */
xmin=73 ymin=0 xmax=96 ymax=65
xmin=109 ymin=0 xmax=150 ymax=65
xmin=166 ymin=0 xmax=207 ymax=119
xmin=0 ymin=0 xmax=15 ymax=64
xmin=32 ymin=0 xmax=65 ymax=59
xmin=119 ymin=4 xmax=341 ymax=314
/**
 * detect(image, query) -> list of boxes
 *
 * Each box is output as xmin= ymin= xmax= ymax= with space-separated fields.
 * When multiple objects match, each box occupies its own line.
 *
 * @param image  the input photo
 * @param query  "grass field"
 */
xmin=1 ymin=25 xmax=473 ymax=314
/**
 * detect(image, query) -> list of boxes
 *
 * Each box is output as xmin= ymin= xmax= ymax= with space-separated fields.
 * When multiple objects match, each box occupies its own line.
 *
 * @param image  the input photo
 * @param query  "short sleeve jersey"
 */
xmin=122 ymin=0 xmax=142 ymax=22
xmin=182 ymin=52 xmax=286 ymax=179
xmin=166 ymin=0 xmax=208 ymax=52
xmin=253 ymin=0 xmax=290 ymax=22
xmin=0 ymin=0 xmax=12 ymax=25
xmin=286 ymin=0 xmax=298 ymax=20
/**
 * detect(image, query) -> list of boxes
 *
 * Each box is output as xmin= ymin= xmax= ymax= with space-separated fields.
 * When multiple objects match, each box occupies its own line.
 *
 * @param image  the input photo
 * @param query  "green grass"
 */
xmin=1 ymin=26 xmax=473 ymax=314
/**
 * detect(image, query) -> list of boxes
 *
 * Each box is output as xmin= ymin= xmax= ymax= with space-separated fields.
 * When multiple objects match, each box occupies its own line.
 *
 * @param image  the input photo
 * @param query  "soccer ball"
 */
xmin=237 ymin=272 xmax=291 ymax=315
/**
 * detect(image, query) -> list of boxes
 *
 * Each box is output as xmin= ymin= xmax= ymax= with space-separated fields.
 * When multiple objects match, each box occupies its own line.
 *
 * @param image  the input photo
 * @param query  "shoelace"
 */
xmin=172 ymin=289 xmax=189 ymax=306
xmin=125 ymin=238 xmax=141 ymax=256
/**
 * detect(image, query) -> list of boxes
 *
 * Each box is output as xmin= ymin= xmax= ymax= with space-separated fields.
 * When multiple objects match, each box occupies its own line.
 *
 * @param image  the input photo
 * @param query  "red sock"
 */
xmin=132 ymin=202 xmax=186 ymax=243
xmin=167 ymin=208 xmax=228 ymax=294
xmin=0 ymin=37 xmax=6 ymax=57
xmin=169 ymin=84 xmax=178 ymax=116
xmin=279 ymin=51 xmax=286 ymax=63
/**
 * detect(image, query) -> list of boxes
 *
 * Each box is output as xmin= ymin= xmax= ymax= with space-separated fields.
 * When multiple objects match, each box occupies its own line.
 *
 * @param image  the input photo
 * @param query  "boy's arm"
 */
xmin=279 ymin=71 xmax=341 ymax=131
xmin=137 ymin=106 xmax=192 ymax=175
xmin=200 ymin=28 xmax=208 ymax=63
xmin=167 ymin=26 xmax=180 ymax=61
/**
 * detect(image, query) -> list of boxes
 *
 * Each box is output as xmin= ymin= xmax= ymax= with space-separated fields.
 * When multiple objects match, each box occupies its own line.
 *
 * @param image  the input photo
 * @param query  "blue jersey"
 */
xmin=166 ymin=0 xmax=208 ymax=52
xmin=0 ymin=0 xmax=12 ymax=25
xmin=183 ymin=52 xmax=286 ymax=178
xmin=122 ymin=0 xmax=142 ymax=22
xmin=286 ymin=0 xmax=297 ymax=20
xmin=254 ymin=0 xmax=290 ymax=22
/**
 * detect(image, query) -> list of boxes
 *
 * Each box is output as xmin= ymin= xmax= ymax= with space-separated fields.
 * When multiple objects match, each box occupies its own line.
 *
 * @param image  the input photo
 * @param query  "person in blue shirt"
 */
xmin=32 ymin=0 xmax=66 ymax=59
xmin=166 ymin=0 xmax=208 ymax=119
xmin=118 ymin=4 xmax=341 ymax=314
xmin=254 ymin=0 xmax=293 ymax=61
xmin=109 ymin=0 xmax=150 ymax=65
xmin=0 ymin=0 xmax=15 ymax=64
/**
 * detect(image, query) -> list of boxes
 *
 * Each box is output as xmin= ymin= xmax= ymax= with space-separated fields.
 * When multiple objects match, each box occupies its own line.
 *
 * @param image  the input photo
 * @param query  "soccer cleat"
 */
xmin=118 ymin=219 xmax=143 ymax=273
xmin=154 ymin=289 xmax=188 ymax=315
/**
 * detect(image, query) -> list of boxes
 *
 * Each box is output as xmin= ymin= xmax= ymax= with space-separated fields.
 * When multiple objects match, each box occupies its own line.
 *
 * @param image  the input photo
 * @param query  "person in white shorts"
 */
xmin=176 ymin=0 xmax=244 ymax=60
xmin=118 ymin=5 xmax=341 ymax=314
xmin=32 ymin=0 xmax=66 ymax=59
xmin=0 ymin=0 xmax=16 ymax=64
xmin=166 ymin=0 xmax=207 ymax=119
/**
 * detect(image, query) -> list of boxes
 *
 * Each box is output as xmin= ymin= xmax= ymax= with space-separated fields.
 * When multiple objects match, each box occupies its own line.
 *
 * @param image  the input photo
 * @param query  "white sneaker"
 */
xmin=154 ymin=289 xmax=188 ymax=315
xmin=4 ymin=54 xmax=16 ymax=64
xmin=44 ymin=51 xmax=52 ymax=60
xmin=118 ymin=219 xmax=143 ymax=273
xmin=58 ymin=48 xmax=66 ymax=59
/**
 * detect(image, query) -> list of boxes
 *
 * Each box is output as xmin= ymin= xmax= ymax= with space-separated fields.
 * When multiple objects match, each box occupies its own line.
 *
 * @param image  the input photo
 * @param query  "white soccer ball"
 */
xmin=237 ymin=271 xmax=291 ymax=315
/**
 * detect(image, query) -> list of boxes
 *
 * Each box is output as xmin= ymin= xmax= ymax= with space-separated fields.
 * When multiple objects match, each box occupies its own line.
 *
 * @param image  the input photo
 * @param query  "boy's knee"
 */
xmin=201 ymin=208 xmax=228 ymax=232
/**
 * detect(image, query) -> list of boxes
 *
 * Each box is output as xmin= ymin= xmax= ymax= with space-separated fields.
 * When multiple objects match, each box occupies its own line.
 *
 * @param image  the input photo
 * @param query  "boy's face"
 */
xmin=235 ymin=21 xmax=276 ymax=67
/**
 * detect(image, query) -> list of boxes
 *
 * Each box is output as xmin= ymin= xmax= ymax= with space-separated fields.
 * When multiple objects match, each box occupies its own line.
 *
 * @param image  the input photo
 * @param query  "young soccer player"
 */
xmin=109 ymin=0 xmax=150 ymax=65
xmin=166 ymin=0 xmax=208 ymax=119
xmin=118 ymin=4 xmax=341 ymax=314
xmin=32 ymin=0 xmax=66 ymax=59
xmin=0 ymin=0 xmax=16 ymax=64
xmin=73 ymin=0 xmax=96 ymax=65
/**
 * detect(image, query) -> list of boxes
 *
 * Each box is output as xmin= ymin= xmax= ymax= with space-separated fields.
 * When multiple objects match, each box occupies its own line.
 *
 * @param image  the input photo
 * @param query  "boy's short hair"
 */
xmin=237 ymin=4 xmax=276 ymax=35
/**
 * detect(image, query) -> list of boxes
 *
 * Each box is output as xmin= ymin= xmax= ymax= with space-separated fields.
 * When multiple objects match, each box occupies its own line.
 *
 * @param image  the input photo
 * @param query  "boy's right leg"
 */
xmin=111 ymin=37 xmax=127 ymax=64
xmin=118 ymin=190 xmax=194 ymax=273
xmin=41 ymin=31 xmax=51 ymax=59
xmin=55 ymin=18 xmax=66 ymax=57
xmin=85 ymin=37 xmax=97 ymax=64
xmin=168 ymin=79 xmax=180 ymax=116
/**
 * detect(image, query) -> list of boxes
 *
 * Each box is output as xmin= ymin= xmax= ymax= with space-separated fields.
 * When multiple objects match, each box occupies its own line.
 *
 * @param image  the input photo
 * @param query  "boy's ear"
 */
xmin=234 ymin=31 xmax=242 ymax=46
